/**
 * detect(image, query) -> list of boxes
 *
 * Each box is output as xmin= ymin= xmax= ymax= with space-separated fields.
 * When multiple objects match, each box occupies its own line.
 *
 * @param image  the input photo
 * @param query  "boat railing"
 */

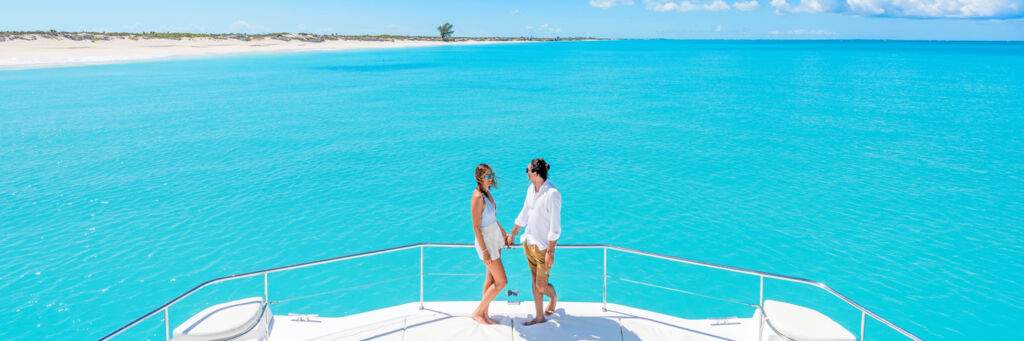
xmin=97 ymin=243 xmax=923 ymax=341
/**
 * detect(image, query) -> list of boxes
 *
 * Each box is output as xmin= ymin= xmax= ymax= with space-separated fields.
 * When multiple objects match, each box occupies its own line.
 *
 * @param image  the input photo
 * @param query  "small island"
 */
xmin=0 ymin=30 xmax=603 ymax=69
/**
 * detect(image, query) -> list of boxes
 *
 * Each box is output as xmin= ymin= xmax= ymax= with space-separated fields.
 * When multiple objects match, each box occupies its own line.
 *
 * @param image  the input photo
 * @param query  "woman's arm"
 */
xmin=471 ymin=191 xmax=491 ymax=263
xmin=497 ymin=220 xmax=508 ymax=246
xmin=493 ymin=195 xmax=508 ymax=240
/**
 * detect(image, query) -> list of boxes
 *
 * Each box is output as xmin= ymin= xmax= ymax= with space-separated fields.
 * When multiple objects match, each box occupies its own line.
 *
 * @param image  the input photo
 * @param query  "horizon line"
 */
xmin=3 ymin=30 xmax=1023 ymax=42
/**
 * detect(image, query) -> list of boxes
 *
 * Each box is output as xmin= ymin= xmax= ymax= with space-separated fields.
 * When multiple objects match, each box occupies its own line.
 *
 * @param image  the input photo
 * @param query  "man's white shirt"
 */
xmin=515 ymin=180 xmax=562 ymax=250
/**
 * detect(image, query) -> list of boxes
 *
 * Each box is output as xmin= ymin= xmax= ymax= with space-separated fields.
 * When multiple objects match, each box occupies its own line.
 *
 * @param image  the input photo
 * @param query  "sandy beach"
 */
xmin=0 ymin=35 xmax=525 ymax=70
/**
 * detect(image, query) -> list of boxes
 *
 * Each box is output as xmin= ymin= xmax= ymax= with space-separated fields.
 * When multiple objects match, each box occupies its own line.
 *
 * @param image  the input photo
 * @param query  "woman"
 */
xmin=470 ymin=163 xmax=508 ymax=325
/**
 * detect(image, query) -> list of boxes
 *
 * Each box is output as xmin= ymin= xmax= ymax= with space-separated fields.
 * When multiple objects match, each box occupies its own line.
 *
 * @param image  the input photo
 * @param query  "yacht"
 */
xmin=98 ymin=243 xmax=922 ymax=341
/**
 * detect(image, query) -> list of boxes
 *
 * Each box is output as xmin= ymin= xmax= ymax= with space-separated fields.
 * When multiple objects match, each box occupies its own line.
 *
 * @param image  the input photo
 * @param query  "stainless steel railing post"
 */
xmin=263 ymin=273 xmax=268 ymax=303
xmin=758 ymin=275 xmax=764 ymax=341
xmin=602 ymin=247 xmax=608 ymax=311
xmin=419 ymin=245 xmax=424 ymax=310
xmin=163 ymin=308 xmax=170 ymax=341
xmin=860 ymin=311 xmax=866 ymax=340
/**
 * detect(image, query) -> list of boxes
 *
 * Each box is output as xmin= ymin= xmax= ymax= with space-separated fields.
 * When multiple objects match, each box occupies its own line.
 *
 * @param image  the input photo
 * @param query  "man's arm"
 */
xmin=509 ymin=186 xmax=532 ymax=245
xmin=507 ymin=225 xmax=521 ymax=246
xmin=545 ymin=190 xmax=562 ymax=265
xmin=546 ymin=190 xmax=561 ymax=242
xmin=545 ymin=239 xmax=557 ymax=265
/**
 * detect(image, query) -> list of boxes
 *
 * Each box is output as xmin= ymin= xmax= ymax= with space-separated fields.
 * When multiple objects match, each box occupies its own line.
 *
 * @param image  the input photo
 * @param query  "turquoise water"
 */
xmin=1 ymin=40 xmax=1022 ymax=340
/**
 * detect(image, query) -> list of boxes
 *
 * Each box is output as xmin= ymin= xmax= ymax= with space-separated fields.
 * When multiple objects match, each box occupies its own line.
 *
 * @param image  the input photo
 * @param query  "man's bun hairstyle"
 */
xmin=530 ymin=158 xmax=550 ymax=181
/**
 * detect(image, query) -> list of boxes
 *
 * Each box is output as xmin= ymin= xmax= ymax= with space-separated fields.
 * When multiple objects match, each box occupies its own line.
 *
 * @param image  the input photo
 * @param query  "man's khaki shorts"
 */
xmin=524 ymin=244 xmax=552 ymax=277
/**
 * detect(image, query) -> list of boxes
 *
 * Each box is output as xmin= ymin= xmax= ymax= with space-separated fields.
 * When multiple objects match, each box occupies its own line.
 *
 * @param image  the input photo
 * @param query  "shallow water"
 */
xmin=1 ymin=40 xmax=1022 ymax=340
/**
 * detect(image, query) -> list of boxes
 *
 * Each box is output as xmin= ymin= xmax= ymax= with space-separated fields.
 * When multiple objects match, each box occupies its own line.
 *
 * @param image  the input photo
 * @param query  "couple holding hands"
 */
xmin=470 ymin=158 xmax=561 ymax=326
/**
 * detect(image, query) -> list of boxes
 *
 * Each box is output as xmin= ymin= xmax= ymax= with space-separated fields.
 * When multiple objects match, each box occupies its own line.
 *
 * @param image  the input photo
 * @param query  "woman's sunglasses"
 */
xmin=483 ymin=174 xmax=495 ymax=180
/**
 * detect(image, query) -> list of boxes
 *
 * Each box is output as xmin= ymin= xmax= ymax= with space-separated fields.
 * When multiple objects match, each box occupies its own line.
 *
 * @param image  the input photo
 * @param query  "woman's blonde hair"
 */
xmin=475 ymin=163 xmax=497 ymax=194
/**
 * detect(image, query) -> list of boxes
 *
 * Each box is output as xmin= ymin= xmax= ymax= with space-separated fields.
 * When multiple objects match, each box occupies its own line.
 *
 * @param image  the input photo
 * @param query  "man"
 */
xmin=506 ymin=158 xmax=561 ymax=325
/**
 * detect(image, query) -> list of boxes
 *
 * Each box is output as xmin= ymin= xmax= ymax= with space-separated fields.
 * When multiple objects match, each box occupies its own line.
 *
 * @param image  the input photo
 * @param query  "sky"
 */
xmin=1 ymin=0 xmax=1022 ymax=40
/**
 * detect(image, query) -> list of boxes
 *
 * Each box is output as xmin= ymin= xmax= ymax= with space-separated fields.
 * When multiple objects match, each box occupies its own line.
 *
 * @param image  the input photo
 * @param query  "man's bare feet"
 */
xmin=545 ymin=304 xmax=557 ymax=316
xmin=522 ymin=316 xmax=546 ymax=325
xmin=545 ymin=285 xmax=557 ymax=316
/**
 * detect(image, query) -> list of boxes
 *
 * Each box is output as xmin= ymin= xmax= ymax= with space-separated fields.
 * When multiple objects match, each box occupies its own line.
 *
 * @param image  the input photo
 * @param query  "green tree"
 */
xmin=437 ymin=22 xmax=454 ymax=41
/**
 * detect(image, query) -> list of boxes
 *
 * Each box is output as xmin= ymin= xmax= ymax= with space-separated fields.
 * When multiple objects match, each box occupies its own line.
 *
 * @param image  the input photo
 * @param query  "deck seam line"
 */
xmin=402 ymin=315 xmax=408 ymax=341
xmin=619 ymin=317 xmax=625 ymax=341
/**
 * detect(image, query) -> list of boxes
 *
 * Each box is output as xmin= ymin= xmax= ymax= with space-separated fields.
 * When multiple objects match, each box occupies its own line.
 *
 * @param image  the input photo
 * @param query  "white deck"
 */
xmin=268 ymin=301 xmax=762 ymax=341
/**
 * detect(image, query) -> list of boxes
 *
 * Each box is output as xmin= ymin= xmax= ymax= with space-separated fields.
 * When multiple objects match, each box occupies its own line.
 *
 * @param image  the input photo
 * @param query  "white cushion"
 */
xmin=763 ymin=300 xmax=855 ymax=341
xmin=172 ymin=297 xmax=267 ymax=341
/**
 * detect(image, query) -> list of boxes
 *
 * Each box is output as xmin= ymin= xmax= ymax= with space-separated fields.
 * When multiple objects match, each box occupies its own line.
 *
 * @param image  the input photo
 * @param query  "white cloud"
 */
xmin=707 ymin=0 xmax=734 ymax=10
xmin=767 ymin=28 xmax=838 ymax=35
xmin=230 ymin=20 xmax=266 ymax=33
xmin=537 ymin=24 xmax=563 ymax=34
xmin=771 ymin=0 xmax=1024 ymax=18
xmin=770 ymin=0 xmax=845 ymax=13
xmin=770 ymin=0 xmax=793 ymax=11
xmin=792 ymin=28 xmax=836 ymax=34
xmin=645 ymin=0 xmax=733 ymax=11
xmin=527 ymin=24 xmax=564 ymax=36
xmin=590 ymin=0 xmax=636 ymax=9
xmin=608 ymin=0 xmax=1022 ymax=17
xmin=714 ymin=25 xmax=724 ymax=31
xmin=512 ymin=9 xmax=520 ymax=14
xmin=151 ymin=24 xmax=208 ymax=33
xmin=296 ymin=24 xmax=306 ymax=31
xmin=733 ymin=0 xmax=761 ymax=10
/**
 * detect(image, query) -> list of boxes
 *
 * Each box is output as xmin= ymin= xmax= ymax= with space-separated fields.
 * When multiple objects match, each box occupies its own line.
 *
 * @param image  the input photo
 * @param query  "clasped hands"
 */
xmin=503 ymin=232 xmax=554 ymax=265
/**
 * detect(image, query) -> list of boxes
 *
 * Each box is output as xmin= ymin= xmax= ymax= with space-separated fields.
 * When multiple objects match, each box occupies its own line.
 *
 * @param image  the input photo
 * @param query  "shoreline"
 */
xmin=0 ymin=33 xmax=586 ymax=70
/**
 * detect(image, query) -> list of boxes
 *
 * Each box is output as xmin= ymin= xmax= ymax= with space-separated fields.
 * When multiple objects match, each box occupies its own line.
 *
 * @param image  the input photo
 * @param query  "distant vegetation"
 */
xmin=438 ymin=23 xmax=454 ymax=41
xmin=0 ymin=30 xmax=601 ymax=43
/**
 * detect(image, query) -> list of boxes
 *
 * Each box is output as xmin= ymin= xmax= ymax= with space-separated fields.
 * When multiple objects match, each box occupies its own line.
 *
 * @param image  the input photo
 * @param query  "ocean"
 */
xmin=1 ymin=40 xmax=1022 ymax=340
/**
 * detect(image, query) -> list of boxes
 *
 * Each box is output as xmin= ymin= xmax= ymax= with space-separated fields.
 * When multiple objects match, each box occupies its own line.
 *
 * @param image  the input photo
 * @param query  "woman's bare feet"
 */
xmin=485 ymin=315 xmax=499 ymax=324
xmin=472 ymin=313 xmax=491 ymax=325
